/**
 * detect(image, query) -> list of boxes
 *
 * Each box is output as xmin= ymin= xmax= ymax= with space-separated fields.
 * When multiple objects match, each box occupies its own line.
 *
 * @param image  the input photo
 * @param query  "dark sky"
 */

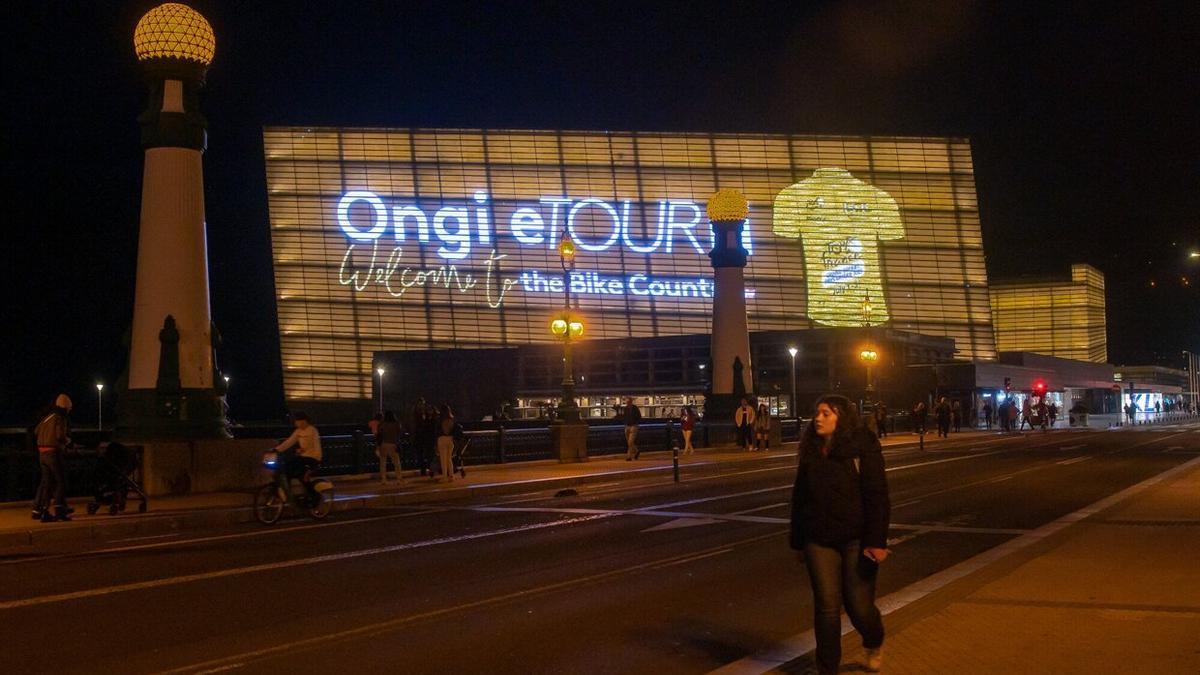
xmin=3 ymin=0 xmax=1198 ymax=425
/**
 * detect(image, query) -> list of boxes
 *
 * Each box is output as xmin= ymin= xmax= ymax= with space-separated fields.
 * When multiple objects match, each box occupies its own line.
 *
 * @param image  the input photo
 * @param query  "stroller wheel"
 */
xmin=86 ymin=503 xmax=100 ymax=515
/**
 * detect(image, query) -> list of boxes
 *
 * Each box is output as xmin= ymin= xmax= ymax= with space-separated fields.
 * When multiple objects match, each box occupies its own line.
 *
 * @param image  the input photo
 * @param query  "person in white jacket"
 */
xmin=734 ymin=398 xmax=756 ymax=451
xmin=274 ymin=412 xmax=323 ymax=499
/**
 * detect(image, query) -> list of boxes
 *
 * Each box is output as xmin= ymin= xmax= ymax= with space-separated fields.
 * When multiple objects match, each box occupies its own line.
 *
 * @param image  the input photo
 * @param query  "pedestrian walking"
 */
xmin=376 ymin=410 xmax=402 ymax=483
xmin=911 ymin=401 xmax=927 ymax=435
xmin=753 ymin=402 xmax=772 ymax=451
xmin=435 ymin=404 xmax=459 ymax=482
xmin=680 ymin=406 xmax=697 ymax=455
xmin=1007 ymin=398 xmax=1019 ymax=431
xmin=368 ymin=412 xmax=381 ymax=437
xmin=1048 ymin=401 xmax=1058 ymax=427
xmin=951 ymin=400 xmax=962 ymax=433
xmin=790 ymin=394 xmax=890 ymax=674
xmin=873 ymin=403 xmax=888 ymax=439
xmin=31 ymin=394 xmax=74 ymax=522
xmin=734 ymin=397 xmax=756 ymax=451
xmin=1020 ymin=398 xmax=1033 ymax=431
xmin=982 ymin=402 xmax=993 ymax=429
xmin=935 ymin=397 xmax=951 ymax=438
xmin=623 ymin=398 xmax=642 ymax=460
xmin=1036 ymin=400 xmax=1049 ymax=431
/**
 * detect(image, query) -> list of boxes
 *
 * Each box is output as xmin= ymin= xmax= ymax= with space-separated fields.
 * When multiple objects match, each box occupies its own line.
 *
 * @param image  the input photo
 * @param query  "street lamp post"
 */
xmin=553 ymin=233 xmax=582 ymax=422
xmin=376 ymin=367 xmax=385 ymax=413
xmin=96 ymin=383 xmax=104 ymax=431
xmin=549 ymin=232 xmax=588 ymax=462
xmin=788 ymin=346 xmax=798 ymax=420
xmin=859 ymin=347 xmax=879 ymax=403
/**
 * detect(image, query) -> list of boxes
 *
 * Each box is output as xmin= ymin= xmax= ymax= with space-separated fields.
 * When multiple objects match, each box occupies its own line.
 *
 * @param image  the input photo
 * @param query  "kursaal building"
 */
xmin=264 ymin=129 xmax=995 ymax=411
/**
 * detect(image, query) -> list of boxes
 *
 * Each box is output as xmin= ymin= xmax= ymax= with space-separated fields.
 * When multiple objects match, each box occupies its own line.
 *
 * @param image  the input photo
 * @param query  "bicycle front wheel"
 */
xmin=255 ymin=484 xmax=285 ymax=525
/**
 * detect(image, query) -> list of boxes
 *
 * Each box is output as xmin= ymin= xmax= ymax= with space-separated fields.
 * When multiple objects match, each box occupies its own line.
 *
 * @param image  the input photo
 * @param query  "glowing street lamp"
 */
xmin=96 ymin=383 xmax=105 ymax=431
xmin=553 ymin=231 xmax=584 ymax=422
xmin=788 ymin=346 xmax=799 ymax=419
xmin=376 ymin=367 xmax=386 ymax=413
xmin=859 ymin=347 xmax=880 ymax=401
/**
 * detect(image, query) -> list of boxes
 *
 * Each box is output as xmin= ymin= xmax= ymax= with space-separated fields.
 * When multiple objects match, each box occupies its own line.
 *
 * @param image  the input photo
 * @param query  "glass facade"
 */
xmin=990 ymin=263 xmax=1107 ymax=363
xmin=264 ymin=128 xmax=995 ymax=403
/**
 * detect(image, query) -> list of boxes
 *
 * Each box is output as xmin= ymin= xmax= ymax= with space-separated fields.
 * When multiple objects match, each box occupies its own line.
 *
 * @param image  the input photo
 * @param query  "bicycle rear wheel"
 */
xmin=255 ymin=484 xmax=285 ymax=525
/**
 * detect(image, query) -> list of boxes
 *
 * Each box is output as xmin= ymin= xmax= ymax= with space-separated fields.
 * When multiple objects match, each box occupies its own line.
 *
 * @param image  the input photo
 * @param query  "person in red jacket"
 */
xmin=790 ymin=394 xmax=891 ymax=674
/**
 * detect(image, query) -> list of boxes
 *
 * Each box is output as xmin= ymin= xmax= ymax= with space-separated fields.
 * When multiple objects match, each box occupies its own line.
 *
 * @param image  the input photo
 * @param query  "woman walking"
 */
xmin=790 ymin=394 xmax=891 ymax=674
xmin=679 ymin=406 xmax=697 ymax=455
xmin=753 ymin=402 xmax=772 ymax=451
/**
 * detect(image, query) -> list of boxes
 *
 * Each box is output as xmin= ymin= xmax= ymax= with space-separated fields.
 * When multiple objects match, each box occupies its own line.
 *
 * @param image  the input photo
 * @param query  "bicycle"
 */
xmin=254 ymin=449 xmax=334 ymax=525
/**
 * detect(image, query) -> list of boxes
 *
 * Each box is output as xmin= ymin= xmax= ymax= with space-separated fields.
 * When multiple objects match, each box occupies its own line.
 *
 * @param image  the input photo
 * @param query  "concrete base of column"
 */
xmin=550 ymin=421 xmax=589 ymax=463
xmin=116 ymin=387 xmax=230 ymax=442
xmin=134 ymin=438 xmax=268 ymax=495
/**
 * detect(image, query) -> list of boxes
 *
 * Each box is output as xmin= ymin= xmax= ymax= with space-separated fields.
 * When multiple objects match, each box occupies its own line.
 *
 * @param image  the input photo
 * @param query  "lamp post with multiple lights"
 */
xmin=549 ymin=233 xmax=588 ymax=461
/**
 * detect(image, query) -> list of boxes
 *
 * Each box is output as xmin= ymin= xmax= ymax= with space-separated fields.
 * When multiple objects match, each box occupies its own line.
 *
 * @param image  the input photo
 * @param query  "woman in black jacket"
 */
xmin=790 ymin=394 xmax=890 ymax=674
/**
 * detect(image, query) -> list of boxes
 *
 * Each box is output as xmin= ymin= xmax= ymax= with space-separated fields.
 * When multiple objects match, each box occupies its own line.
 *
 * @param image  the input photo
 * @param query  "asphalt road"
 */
xmin=2 ymin=426 xmax=1199 ymax=674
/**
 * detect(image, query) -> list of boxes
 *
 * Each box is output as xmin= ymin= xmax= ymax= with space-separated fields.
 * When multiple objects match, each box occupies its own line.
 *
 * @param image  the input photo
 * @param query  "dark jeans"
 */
xmin=737 ymin=423 xmax=752 ymax=448
xmin=34 ymin=450 xmax=67 ymax=511
xmin=804 ymin=539 xmax=885 ymax=674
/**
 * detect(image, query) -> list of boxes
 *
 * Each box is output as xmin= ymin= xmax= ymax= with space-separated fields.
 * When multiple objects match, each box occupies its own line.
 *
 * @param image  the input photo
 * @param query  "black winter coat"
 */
xmin=789 ymin=427 xmax=890 ymax=550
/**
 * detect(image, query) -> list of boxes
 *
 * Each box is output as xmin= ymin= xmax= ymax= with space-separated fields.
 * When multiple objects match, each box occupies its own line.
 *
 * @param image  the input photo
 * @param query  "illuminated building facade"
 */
xmin=264 ymin=128 xmax=995 ymax=409
xmin=989 ymin=263 xmax=1107 ymax=363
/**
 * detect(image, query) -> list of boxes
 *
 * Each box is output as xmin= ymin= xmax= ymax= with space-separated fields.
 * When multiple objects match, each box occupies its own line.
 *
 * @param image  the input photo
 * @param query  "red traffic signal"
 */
xmin=1032 ymin=379 xmax=1047 ymax=394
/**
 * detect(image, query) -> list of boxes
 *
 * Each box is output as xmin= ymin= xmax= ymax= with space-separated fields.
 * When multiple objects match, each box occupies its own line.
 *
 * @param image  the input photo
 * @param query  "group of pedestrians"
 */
xmin=734 ymin=398 xmax=774 ymax=451
xmin=368 ymin=399 xmax=465 ymax=483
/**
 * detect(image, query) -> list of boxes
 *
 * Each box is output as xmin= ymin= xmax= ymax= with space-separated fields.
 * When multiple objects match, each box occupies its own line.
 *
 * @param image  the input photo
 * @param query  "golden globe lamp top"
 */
xmin=706 ymin=188 xmax=749 ymax=222
xmin=134 ymin=3 xmax=215 ymax=66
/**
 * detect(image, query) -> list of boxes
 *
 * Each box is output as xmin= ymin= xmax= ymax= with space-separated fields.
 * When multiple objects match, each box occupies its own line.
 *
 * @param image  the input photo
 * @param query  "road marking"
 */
xmin=641 ymin=517 xmax=725 ymax=532
xmin=893 ymin=498 xmax=922 ymax=508
xmin=730 ymin=502 xmax=789 ymax=515
xmin=109 ymin=533 xmax=183 ymax=543
xmin=1163 ymin=446 xmax=1184 ymax=453
xmin=708 ymin=453 xmax=1200 ymax=675
xmin=1057 ymin=456 xmax=1092 ymax=465
xmin=1059 ymin=445 xmax=1085 ymax=451
xmin=0 ymin=514 xmax=614 ymax=610
xmin=989 ymin=475 xmax=1013 ymax=483
xmin=0 ymin=508 xmax=447 ymax=566
xmin=152 ymin=530 xmax=785 ymax=675
xmin=650 ymin=547 xmax=733 ymax=569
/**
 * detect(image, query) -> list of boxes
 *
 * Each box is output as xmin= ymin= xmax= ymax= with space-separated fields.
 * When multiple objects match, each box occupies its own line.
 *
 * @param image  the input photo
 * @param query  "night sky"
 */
xmin=3 ymin=1 xmax=1197 ymax=425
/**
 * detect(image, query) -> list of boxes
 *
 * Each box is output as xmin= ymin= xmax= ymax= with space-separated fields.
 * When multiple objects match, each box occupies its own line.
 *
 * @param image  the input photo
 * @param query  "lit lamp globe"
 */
xmin=707 ymin=188 xmax=749 ymax=223
xmin=134 ymin=3 xmax=215 ymax=81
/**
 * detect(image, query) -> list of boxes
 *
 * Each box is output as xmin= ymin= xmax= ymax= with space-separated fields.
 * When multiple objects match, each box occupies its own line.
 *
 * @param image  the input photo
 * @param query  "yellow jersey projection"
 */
xmin=772 ymin=168 xmax=904 ymax=327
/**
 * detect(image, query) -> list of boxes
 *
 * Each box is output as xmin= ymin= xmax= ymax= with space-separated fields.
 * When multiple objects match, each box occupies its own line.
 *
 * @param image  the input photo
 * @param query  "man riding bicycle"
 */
xmin=274 ymin=411 xmax=323 ymax=502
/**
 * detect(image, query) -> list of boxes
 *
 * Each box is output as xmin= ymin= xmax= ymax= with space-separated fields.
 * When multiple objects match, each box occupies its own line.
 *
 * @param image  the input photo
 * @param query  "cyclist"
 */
xmin=274 ymin=411 xmax=323 ymax=502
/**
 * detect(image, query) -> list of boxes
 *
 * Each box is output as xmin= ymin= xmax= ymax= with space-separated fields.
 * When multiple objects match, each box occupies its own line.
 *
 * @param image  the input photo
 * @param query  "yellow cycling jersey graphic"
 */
xmin=772 ymin=167 xmax=904 ymax=327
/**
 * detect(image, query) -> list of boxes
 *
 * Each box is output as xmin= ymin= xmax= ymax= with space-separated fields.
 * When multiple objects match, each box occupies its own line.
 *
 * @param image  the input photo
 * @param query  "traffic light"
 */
xmin=1032 ymin=379 xmax=1047 ymax=396
xmin=1004 ymin=377 xmax=1011 ymax=392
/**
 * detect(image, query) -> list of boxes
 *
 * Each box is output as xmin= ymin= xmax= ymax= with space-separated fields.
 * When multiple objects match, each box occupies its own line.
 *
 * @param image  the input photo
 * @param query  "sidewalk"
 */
xmin=0 ymin=430 xmax=988 ymax=548
xmin=837 ymin=454 xmax=1200 ymax=674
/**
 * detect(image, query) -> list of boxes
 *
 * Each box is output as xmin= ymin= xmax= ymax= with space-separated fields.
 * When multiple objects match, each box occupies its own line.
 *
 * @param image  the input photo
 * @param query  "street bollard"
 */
xmin=672 ymin=442 xmax=680 ymax=483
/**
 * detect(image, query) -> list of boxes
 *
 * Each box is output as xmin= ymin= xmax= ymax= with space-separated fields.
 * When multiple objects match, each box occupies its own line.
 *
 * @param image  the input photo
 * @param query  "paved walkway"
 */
xmin=830 ymin=453 xmax=1200 ymax=674
xmin=0 ymin=430 xmax=991 ymax=547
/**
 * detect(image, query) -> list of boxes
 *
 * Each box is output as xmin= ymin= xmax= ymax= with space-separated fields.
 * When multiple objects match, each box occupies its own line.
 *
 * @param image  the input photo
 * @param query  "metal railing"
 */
xmin=0 ymin=418 xmax=808 ymax=501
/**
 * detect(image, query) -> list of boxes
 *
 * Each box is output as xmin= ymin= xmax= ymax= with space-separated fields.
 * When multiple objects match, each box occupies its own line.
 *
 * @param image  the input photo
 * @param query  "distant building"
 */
xmin=989 ymin=263 xmax=1107 ymax=363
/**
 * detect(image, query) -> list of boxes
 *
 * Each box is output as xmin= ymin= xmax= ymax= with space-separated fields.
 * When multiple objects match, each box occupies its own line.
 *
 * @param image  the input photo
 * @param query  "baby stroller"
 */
xmin=87 ymin=442 xmax=149 ymax=515
xmin=452 ymin=436 xmax=470 ymax=478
